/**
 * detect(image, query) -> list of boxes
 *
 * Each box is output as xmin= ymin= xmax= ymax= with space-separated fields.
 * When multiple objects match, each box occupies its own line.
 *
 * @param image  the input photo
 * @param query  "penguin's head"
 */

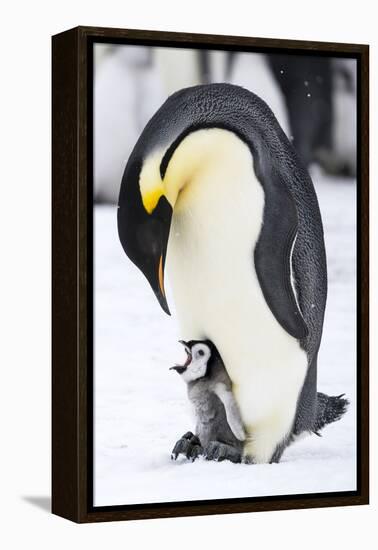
xmin=117 ymin=149 xmax=173 ymax=315
xmin=116 ymin=88 xmax=195 ymax=317
xmin=170 ymin=340 xmax=213 ymax=382
xmin=117 ymin=122 xmax=230 ymax=316
xmin=117 ymin=85 xmax=237 ymax=316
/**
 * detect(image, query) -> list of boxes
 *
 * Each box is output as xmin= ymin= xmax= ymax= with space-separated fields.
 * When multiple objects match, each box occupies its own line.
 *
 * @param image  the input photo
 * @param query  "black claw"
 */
xmin=186 ymin=446 xmax=194 ymax=460
xmin=205 ymin=441 xmax=220 ymax=461
xmin=182 ymin=432 xmax=195 ymax=440
xmin=171 ymin=437 xmax=190 ymax=460
xmin=215 ymin=444 xmax=226 ymax=461
xmin=190 ymin=445 xmax=202 ymax=461
xmin=204 ymin=442 xmax=214 ymax=461
xmin=213 ymin=446 xmax=221 ymax=461
xmin=189 ymin=434 xmax=201 ymax=446
xmin=171 ymin=433 xmax=203 ymax=462
xmin=205 ymin=441 xmax=242 ymax=463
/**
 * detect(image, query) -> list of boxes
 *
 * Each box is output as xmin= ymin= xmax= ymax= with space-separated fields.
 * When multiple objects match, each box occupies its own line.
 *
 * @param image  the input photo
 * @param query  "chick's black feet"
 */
xmin=171 ymin=432 xmax=203 ymax=461
xmin=204 ymin=441 xmax=242 ymax=463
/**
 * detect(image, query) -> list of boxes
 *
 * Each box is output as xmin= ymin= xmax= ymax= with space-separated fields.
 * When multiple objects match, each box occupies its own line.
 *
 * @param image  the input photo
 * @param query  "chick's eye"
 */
xmin=198 ymin=349 xmax=205 ymax=356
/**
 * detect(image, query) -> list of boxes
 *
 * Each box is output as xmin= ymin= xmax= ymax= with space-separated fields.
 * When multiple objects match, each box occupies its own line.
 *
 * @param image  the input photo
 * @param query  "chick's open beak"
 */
xmin=170 ymin=341 xmax=192 ymax=373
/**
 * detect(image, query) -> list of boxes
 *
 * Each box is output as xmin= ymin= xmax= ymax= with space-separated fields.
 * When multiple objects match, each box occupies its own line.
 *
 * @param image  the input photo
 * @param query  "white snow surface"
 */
xmin=94 ymin=170 xmax=356 ymax=506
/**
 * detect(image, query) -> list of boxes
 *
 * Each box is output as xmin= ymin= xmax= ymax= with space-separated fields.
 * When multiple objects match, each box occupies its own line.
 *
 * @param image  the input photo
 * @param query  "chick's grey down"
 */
xmin=171 ymin=340 xmax=245 ymax=463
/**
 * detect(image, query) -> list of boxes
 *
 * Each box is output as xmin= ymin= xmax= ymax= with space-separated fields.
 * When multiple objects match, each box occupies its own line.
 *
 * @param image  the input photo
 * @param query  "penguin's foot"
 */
xmin=171 ymin=432 xmax=203 ymax=461
xmin=204 ymin=441 xmax=242 ymax=463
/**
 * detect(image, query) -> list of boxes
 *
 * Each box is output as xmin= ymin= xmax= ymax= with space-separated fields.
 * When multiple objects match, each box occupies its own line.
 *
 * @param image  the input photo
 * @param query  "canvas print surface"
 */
xmin=93 ymin=43 xmax=357 ymax=506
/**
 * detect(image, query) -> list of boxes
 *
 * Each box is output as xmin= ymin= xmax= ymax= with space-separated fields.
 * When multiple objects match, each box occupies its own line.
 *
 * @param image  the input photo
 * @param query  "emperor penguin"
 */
xmin=170 ymin=340 xmax=245 ymax=464
xmin=117 ymin=83 xmax=328 ymax=464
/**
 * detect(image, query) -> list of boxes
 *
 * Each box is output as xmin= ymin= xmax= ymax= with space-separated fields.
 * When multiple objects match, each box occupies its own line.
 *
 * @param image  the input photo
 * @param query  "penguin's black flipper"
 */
xmin=254 ymin=160 xmax=308 ymax=340
xmin=313 ymin=392 xmax=349 ymax=433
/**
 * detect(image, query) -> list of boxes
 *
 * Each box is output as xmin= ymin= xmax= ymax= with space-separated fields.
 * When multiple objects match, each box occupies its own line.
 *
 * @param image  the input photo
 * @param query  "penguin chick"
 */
xmin=170 ymin=341 xmax=349 ymax=464
xmin=170 ymin=340 xmax=245 ymax=463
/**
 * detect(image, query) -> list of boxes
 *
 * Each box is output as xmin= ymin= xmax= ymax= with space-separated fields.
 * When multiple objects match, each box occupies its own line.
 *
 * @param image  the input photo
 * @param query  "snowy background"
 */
xmin=93 ymin=45 xmax=357 ymax=506
xmin=94 ymin=169 xmax=356 ymax=506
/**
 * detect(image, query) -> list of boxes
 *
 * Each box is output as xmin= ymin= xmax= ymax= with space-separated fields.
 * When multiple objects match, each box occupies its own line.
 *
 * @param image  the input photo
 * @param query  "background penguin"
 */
xmin=267 ymin=55 xmax=357 ymax=176
xmin=170 ymin=340 xmax=245 ymax=463
xmin=94 ymin=44 xmax=165 ymax=202
xmin=117 ymin=83 xmax=328 ymax=464
xmin=268 ymin=55 xmax=333 ymax=169
xmin=96 ymin=49 xmax=356 ymax=203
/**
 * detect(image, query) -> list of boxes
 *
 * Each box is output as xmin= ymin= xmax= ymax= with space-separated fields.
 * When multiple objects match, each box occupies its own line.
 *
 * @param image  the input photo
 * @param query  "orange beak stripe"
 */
xmin=158 ymin=254 xmax=166 ymax=297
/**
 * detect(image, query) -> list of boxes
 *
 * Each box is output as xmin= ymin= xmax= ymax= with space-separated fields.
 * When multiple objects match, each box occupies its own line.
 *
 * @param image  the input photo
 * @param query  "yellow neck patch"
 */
xmin=139 ymin=151 xmax=165 ymax=214
xmin=139 ymin=129 xmax=241 ymax=214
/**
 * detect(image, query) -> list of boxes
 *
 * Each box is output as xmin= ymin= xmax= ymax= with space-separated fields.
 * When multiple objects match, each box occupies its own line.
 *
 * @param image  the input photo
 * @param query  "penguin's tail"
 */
xmin=313 ymin=392 xmax=349 ymax=435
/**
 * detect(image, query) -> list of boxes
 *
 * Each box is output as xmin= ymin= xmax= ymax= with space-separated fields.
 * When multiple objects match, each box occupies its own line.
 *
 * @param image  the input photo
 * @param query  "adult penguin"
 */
xmin=117 ymin=83 xmax=327 ymax=464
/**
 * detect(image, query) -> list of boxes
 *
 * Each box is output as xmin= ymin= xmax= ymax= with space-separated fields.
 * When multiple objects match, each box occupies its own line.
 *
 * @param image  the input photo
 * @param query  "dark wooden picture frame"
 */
xmin=52 ymin=26 xmax=369 ymax=523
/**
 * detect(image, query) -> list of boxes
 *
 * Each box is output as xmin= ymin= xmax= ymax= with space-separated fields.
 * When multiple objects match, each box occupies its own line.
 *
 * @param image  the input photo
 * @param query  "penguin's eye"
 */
xmin=198 ymin=349 xmax=205 ymax=357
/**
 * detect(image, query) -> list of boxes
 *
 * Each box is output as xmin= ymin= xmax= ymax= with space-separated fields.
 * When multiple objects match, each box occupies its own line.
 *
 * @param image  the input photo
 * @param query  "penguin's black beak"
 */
xmin=117 ymin=162 xmax=173 ymax=315
xmin=170 ymin=340 xmax=193 ymax=373
xmin=169 ymin=365 xmax=187 ymax=375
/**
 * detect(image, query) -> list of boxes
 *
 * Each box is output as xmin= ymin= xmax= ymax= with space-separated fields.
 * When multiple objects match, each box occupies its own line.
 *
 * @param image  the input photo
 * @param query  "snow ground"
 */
xmin=94 ymin=170 xmax=357 ymax=506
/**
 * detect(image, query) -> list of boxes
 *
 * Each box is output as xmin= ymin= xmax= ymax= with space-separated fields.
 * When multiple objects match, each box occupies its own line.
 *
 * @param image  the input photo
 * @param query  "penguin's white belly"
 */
xmin=166 ymin=130 xmax=307 ymax=462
